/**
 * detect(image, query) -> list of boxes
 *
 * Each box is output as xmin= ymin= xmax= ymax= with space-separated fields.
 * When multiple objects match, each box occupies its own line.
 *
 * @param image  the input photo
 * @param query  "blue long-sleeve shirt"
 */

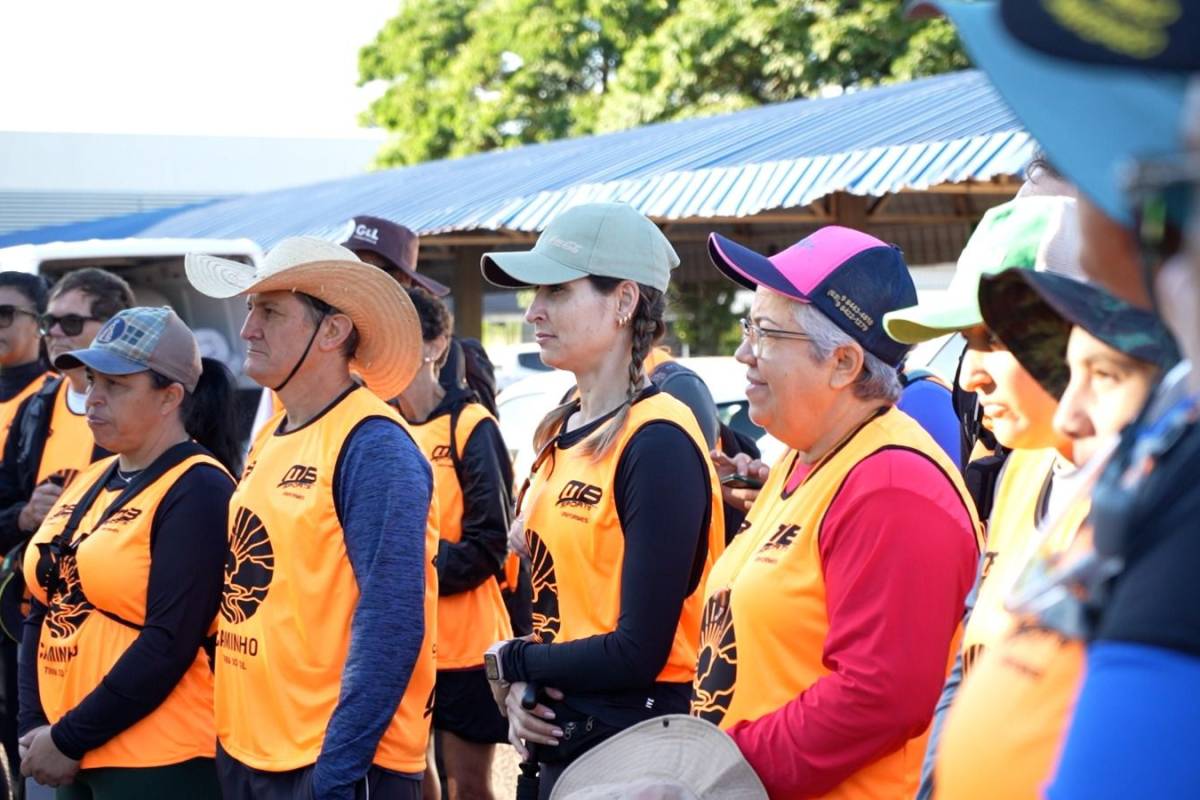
xmin=312 ymin=418 xmax=432 ymax=800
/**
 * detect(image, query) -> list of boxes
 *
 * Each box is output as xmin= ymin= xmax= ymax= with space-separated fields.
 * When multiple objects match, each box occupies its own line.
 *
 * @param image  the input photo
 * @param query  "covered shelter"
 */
xmin=13 ymin=69 xmax=1034 ymax=338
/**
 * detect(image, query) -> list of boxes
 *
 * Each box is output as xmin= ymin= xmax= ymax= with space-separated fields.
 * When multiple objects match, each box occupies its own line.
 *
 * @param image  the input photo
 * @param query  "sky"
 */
xmin=0 ymin=0 xmax=399 ymax=139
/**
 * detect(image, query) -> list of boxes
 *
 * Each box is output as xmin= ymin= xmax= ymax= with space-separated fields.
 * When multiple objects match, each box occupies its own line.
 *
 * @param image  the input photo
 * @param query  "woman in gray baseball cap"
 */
xmin=479 ymin=203 xmax=727 ymax=796
xmin=18 ymin=307 xmax=239 ymax=798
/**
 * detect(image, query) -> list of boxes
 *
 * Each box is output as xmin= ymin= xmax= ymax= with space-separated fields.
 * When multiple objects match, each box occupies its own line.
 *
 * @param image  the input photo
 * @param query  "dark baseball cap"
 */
xmin=708 ymin=226 xmax=917 ymax=368
xmin=1000 ymin=0 xmax=1200 ymax=72
xmin=338 ymin=215 xmax=449 ymax=297
xmin=979 ymin=268 xmax=1180 ymax=398
xmin=54 ymin=307 xmax=203 ymax=393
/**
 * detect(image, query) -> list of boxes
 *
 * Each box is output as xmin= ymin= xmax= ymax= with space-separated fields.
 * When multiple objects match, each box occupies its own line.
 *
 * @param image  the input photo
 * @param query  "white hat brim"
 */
xmin=186 ymin=252 xmax=422 ymax=400
xmin=549 ymin=715 xmax=766 ymax=800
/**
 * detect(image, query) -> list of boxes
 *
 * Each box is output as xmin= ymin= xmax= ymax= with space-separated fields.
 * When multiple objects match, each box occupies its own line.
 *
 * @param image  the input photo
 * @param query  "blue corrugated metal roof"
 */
xmin=140 ymin=69 xmax=1033 ymax=248
xmin=0 ymin=200 xmax=219 ymax=248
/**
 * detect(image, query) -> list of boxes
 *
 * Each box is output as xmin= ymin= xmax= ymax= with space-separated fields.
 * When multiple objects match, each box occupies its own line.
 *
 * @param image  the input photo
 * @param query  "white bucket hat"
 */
xmin=549 ymin=715 xmax=766 ymax=800
xmin=186 ymin=237 xmax=422 ymax=400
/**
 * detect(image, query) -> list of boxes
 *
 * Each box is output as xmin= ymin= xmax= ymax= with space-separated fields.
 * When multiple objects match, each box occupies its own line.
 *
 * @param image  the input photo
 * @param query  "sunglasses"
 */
xmin=38 ymin=313 xmax=105 ymax=337
xmin=0 ymin=305 xmax=38 ymax=329
xmin=1123 ymin=153 xmax=1199 ymax=289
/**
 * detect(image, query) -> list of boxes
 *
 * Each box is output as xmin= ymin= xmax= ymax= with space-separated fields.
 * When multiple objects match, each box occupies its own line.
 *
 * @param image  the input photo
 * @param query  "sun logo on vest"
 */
xmin=44 ymin=551 xmax=94 ymax=639
xmin=221 ymin=507 xmax=275 ymax=625
xmin=527 ymin=528 xmax=561 ymax=644
xmin=691 ymin=587 xmax=737 ymax=725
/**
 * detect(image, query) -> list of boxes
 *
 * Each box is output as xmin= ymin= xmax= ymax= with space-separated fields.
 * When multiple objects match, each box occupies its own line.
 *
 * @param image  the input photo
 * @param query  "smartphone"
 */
xmin=720 ymin=473 xmax=764 ymax=491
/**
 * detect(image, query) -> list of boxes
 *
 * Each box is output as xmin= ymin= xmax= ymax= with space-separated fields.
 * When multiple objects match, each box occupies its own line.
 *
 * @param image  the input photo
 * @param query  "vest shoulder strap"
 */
xmin=447 ymin=402 xmax=489 ymax=478
xmin=16 ymin=375 xmax=63 ymax=470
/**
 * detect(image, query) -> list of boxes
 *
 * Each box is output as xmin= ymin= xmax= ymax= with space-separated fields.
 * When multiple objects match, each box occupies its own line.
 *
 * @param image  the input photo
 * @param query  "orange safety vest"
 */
xmin=37 ymin=379 xmax=97 ymax=488
xmin=960 ymin=449 xmax=1088 ymax=675
xmin=0 ymin=371 xmax=50 ymax=442
xmin=522 ymin=391 xmax=725 ymax=683
xmin=215 ymin=387 xmax=438 ymax=774
xmin=407 ymin=402 xmax=512 ymax=670
xmin=935 ymin=509 xmax=1093 ymax=800
xmin=23 ymin=452 xmax=229 ymax=769
xmin=690 ymin=408 xmax=981 ymax=800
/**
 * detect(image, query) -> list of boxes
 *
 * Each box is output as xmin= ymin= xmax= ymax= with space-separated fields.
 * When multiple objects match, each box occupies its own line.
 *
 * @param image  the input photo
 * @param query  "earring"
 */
xmin=618 ymin=314 xmax=629 ymax=327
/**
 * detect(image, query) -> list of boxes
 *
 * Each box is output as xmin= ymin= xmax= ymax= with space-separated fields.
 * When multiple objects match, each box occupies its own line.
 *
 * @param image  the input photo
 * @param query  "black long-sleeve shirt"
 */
xmin=0 ymin=360 xmax=48 ymax=547
xmin=0 ymin=361 xmax=46 ymax=404
xmin=502 ymin=392 xmax=711 ymax=723
xmin=433 ymin=395 xmax=513 ymax=596
xmin=19 ymin=460 xmax=232 ymax=758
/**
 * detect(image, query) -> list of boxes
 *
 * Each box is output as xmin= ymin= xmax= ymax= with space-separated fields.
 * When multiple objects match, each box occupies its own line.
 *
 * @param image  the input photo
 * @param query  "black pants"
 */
xmin=216 ymin=744 xmax=421 ymax=800
xmin=53 ymin=757 xmax=220 ymax=800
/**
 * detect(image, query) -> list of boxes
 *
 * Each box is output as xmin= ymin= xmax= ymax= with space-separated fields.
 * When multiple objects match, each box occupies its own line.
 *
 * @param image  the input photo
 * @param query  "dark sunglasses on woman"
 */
xmin=38 ymin=313 xmax=103 ymax=337
xmin=0 ymin=305 xmax=39 ymax=329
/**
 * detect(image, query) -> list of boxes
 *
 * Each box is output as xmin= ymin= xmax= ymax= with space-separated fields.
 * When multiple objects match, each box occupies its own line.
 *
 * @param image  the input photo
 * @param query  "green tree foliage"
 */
xmin=360 ymin=0 xmax=966 ymax=165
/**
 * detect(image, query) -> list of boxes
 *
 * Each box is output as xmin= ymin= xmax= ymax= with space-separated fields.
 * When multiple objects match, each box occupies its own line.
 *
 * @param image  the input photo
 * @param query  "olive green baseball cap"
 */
xmin=883 ymin=194 xmax=1081 ymax=344
xmin=481 ymin=203 xmax=680 ymax=292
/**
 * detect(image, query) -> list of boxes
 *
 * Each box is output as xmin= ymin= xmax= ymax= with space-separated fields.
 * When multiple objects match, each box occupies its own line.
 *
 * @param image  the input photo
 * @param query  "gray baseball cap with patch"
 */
xmin=481 ymin=203 xmax=680 ymax=292
xmin=54 ymin=306 xmax=202 ymax=392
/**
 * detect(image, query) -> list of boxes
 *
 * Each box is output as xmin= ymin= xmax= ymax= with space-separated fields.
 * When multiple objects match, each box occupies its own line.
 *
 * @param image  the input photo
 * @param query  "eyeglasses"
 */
xmin=739 ymin=317 xmax=812 ymax=359
xmin=0 ymin=305 xmax=39 ymax=329
xmin=38 ymin=313 xmax=105 ymax=337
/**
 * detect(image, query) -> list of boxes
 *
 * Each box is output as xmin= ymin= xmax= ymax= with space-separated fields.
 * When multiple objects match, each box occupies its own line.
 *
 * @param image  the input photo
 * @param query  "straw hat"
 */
xmin=185 ymin=237 xmax=422 ymax=400
xmin=549 ymin=715 xmax=766 ymax=800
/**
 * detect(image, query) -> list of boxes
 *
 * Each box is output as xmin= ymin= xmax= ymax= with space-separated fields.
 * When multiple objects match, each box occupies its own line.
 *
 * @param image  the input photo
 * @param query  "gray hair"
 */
xmin=791 ymin=303 xmax=902 ymax=403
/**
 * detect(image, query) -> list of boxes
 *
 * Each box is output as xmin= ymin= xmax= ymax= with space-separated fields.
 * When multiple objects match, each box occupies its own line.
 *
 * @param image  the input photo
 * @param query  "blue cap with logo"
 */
xmin=54 ymin=307 xmax=202 ymax=393
xmin=913 ymin=0 xmax=1192 ymax=226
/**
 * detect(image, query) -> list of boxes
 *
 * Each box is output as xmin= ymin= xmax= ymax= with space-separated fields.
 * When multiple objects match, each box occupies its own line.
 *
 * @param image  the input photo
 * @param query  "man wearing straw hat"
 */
xmin=185 ymin=238 xmax=437 ymax=800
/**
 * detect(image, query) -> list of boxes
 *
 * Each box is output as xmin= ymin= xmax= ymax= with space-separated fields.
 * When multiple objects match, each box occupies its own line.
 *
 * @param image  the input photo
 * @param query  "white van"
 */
xmin=0 ymin=237 xmax=264 ymax=437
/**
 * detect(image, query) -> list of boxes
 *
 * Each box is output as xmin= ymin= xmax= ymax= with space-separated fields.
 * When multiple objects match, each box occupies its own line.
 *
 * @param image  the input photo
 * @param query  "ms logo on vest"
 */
xmin=221 ymin=507 xmax=275 ymax=625
xmin=527 ymin=528 xmax=561 ymax=644
xmin=430 ymin=445 xmax=453 ymax=464
xmin=277 ymin=465 xmax=318 ymax=490
xmin=44 ymin=553 xmax=93 ymax=640
xmin=761 ymin=524 xmax=801 ymax=552
xmin=556 ymin=481 xmax=602 ymax=522
xmin=692 ymin=587 xmax=737 ymax=725
xmin=755 ymin=523 xmax=801 ymax=564
xmin=105 ymin=508 xmax=143 ymax=527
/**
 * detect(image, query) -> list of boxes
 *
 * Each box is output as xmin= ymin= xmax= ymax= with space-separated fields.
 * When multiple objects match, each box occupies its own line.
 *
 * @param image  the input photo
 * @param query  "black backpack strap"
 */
xmin=17 ymin=376 xmax=62 ymax=477
xmin=39 ymin=442 xmax=208 ymax=626
xmin=447 ymin=403 xmax=465 ymax=480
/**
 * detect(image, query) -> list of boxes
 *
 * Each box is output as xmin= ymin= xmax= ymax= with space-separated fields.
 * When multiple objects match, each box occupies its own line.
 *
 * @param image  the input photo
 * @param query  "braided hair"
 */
xmin=531 ymin=276 xmax=666 ymax=461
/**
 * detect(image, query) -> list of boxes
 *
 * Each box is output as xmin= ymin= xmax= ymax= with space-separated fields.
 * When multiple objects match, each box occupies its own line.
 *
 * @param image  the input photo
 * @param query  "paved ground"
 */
xmin=492 ymin=745 xmax=521 ymax=796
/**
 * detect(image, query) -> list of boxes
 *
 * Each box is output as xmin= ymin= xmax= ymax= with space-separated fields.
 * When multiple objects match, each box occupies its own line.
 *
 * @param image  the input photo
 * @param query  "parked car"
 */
xmin=496 ymin=355 xmax=781 ymax=485
xmin=490 ymin=342 xmax=556 ymax=390
xmin=0 ymin=237 xmax=266 ymax=442
xmin=496 ymin=335 xmax=962 ymax=486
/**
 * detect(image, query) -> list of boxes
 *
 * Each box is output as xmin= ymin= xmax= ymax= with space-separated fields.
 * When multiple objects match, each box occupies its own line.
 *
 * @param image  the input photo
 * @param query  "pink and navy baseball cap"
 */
xmin=708 ymin=226 xmax=917 ymax=368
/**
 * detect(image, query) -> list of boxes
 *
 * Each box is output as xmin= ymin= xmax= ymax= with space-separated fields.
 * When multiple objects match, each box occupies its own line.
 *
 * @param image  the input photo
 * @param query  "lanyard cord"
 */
xmin=273 ymin=312 xmax=325 ymax=393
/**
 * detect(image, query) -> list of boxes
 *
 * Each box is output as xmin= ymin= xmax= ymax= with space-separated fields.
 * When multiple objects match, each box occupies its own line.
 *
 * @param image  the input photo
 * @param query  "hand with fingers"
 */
xmin=505 ymin=682 xmax=564 ymax=761
xmin=508 ymin=515 xmax=530 ymax=560
xmin=20 ymin=726 xmax=79 ymax=788
xmin=711 ymin=450 xmax=770 ymax=512
xmin=19 ymin=481 xmax=63 ymax=533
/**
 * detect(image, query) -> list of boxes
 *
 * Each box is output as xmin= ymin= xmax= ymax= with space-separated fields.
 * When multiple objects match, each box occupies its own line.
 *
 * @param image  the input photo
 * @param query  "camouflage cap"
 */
xmin=979 ymin=269 xmax=1180 ymax=398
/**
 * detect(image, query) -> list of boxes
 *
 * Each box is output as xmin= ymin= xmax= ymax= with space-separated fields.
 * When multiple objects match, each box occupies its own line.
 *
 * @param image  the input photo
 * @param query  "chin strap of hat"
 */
xmin=273 ymin=311 xmax=325 ymax=393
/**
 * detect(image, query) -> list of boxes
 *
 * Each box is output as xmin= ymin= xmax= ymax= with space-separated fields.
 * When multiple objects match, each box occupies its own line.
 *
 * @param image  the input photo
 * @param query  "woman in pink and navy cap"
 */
xmin=689 ymin=226 xmax=983 ymax=799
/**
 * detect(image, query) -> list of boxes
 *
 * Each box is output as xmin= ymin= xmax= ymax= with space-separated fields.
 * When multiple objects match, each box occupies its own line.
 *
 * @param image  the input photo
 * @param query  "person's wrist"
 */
xmin=484 ymin=639 xmax=511 ymax=685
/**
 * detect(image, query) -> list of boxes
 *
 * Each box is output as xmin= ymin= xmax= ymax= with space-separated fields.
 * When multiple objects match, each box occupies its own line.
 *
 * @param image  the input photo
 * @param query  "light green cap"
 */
xmin=883 ymin=194 xmax=1081 ymax=344
xmin=480 ymin=203 xmax=680 ymax=292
